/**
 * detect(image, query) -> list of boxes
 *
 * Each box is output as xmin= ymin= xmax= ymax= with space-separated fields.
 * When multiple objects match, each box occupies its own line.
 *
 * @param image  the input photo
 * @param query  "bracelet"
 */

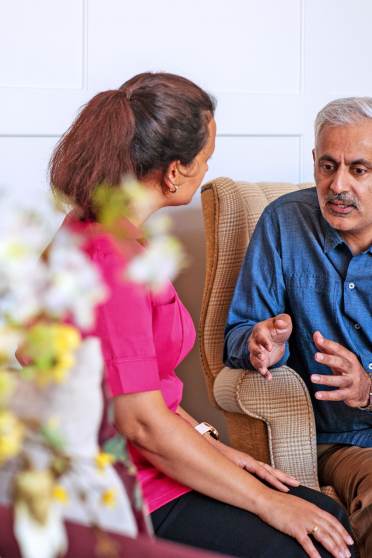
xmin=194 ymin=421 xmax=219 ymax=440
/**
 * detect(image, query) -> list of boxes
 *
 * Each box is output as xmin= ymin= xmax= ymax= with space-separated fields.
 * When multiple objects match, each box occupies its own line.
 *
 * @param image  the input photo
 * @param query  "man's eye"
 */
xmin=319 ymin=162 xmax=335 ymax=173
xmin=351 ymin=166 xmax=367 ymax=176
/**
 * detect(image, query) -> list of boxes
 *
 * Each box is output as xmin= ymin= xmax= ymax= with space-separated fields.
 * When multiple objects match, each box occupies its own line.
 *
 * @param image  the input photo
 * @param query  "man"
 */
xmin=224 ymin=97 xmax=372 ymax=558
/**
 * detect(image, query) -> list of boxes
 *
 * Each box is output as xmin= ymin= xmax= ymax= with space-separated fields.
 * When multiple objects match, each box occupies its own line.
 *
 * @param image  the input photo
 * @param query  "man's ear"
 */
xmin=312 ymin=148 xmax=316 ymax=163
xmin=162 ymin=161 xmax=178 ymax=190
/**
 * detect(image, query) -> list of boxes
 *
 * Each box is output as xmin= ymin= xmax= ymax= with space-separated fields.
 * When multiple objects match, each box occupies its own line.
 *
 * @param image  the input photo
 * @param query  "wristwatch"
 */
xmin=194 ymin=421 xmax=219 ymax=440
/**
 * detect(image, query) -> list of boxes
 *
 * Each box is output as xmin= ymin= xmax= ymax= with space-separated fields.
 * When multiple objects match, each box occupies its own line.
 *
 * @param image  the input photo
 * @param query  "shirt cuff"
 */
xmin=106 ymin=357 xmax=160 ymax=397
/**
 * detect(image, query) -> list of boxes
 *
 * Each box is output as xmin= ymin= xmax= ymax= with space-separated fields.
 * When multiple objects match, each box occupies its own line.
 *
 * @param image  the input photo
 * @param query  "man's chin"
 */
xmin=321 ymin=204 xmax=358 ymax=231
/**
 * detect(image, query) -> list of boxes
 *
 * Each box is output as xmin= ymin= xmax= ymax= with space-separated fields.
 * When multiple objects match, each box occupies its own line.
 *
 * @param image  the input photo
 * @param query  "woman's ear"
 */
xmin=163 ymin=161 xmax=179 ymax=192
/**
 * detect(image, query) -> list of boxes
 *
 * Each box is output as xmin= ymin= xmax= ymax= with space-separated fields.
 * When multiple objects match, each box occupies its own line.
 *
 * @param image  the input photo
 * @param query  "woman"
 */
xmin=50 ymin=72 xmax=355 ymax=558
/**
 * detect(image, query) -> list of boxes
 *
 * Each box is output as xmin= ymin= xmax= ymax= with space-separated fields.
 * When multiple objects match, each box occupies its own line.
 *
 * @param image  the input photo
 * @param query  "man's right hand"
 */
xmin=247 ymin=313 xmax=292 ymax=380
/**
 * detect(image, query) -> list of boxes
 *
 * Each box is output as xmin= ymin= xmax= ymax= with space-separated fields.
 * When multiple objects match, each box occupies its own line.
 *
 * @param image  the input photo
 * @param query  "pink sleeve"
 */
xmin=92 ymin=247 xmax=160 ymax=397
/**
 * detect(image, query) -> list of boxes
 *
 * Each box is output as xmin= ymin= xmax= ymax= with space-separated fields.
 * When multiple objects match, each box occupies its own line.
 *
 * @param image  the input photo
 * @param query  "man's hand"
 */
xmin=248 ymin=314 xmax=292 ymax=380
xmin=311 ymin=331 xmax=371 ymax=408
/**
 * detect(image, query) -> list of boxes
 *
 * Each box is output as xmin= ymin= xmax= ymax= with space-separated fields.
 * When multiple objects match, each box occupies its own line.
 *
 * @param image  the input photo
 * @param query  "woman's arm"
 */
xmin=176 ymin=405 xmax=301 ymax=492
xmin=115 ymin=392 xmax=353 ymax=558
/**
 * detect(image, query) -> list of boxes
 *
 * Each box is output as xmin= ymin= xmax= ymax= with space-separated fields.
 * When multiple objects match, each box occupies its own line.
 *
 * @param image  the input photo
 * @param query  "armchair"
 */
xmin=199 ymin=177 xmax=340 ymax=500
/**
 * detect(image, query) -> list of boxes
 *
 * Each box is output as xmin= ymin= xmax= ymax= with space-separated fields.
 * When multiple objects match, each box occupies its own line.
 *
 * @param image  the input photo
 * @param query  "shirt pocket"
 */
xmin=285 ymin=273 xmax=338 ymax=337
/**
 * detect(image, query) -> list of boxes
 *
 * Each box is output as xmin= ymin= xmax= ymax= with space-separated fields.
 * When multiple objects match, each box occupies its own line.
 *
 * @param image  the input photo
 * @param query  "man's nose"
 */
xmin=330 ymin=166 xmax=350 ymax=194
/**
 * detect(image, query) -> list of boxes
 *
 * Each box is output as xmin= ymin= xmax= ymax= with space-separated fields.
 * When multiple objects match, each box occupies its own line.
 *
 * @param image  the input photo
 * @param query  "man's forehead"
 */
xmin=315 ymin=121 xmax=372 ymax=158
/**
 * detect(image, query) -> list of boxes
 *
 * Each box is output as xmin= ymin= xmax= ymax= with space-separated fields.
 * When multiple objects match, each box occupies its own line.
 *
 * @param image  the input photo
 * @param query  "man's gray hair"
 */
xmin=315 ymin=97 xmax=372 ymax=140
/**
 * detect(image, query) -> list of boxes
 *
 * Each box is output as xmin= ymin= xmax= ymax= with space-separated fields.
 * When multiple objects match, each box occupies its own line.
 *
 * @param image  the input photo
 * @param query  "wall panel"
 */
xmin=87 ymin=0 xmax=301 ymax=94
xmin=0 ymin=0 xmax=84 ymax=89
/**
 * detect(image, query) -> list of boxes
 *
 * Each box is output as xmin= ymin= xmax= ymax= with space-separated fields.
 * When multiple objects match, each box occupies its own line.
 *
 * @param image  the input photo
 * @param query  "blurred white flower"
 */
xmin=14 ymin=500 xmax=67 ymax=558
xmin=122 ymin=178 xmax=156 ymax=215
xmin=0 ymin=327 xmax=23 ymax=362
xmin=126 ymin=236 xmax=185 ymax=291
xmin=144 ymin=214 xmax=173 ymax=237
xmin=42 ymin=230 xmax=108 ymax=329
xmin=0 ymin=209 xmax=51 ymax=325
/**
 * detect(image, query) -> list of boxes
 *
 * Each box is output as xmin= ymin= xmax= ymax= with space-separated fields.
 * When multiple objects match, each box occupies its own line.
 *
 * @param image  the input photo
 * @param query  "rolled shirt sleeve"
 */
xmin=92 ymin=247 xmax=161 ymax=397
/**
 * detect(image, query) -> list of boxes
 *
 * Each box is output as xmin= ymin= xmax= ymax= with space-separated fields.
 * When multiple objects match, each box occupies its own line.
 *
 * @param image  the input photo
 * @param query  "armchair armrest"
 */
xmin=214 ymin=366 xmax=320 ymax=490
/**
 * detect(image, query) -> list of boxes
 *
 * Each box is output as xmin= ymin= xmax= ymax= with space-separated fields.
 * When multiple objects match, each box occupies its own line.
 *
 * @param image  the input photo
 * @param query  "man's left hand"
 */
xmin=311 ymin=330 xmax=371 ymax=408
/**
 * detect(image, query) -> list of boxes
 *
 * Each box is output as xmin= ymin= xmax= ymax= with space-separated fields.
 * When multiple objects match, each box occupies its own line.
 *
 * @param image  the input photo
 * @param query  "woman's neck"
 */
xmin=129 ymin=176 xmax=166 ymax=227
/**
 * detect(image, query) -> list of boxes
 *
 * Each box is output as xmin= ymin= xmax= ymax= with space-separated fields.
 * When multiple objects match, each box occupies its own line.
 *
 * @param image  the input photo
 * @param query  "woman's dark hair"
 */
xmin=50 ymin=72 xmax=216 ymax=218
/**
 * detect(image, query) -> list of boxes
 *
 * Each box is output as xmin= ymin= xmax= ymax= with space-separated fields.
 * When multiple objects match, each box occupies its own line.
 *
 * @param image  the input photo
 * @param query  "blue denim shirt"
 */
xmin=224 ymin=187 xmax=372 ymax=447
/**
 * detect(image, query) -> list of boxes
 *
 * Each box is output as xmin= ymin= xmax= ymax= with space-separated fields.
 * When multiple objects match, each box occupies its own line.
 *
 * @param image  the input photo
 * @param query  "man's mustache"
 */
xmin=326 ymin=192 xmax=358 ymax=208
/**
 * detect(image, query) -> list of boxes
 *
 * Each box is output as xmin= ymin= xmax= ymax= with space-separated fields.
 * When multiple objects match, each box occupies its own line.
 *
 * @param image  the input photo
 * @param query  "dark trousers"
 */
xmin=151 ymin=485 xmax=356 ymax=558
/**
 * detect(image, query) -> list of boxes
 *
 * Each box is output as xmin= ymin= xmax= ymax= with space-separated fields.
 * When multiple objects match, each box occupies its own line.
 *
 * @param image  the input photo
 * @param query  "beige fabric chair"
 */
xmin=199 ymin=177 xmax=340 ymax=500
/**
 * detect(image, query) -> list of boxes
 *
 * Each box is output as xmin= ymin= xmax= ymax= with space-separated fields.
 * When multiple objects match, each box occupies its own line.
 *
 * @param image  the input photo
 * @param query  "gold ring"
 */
xmin=311 ymin=525 xmax=319 ymax=536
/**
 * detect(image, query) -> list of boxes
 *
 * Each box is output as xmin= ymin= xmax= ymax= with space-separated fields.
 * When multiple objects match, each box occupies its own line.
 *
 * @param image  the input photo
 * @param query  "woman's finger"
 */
xmin=296 ymin=533 xmax=321 ymax=558
xmin=311 ymin=524 xmax=351 ymax=558
xmin=261 ymin=463 xmax=299 ymax=486
xmin=319 ymin=510 xmax=354 ymax=546
xmin=252 ymin=465 xmax=289 ymax=492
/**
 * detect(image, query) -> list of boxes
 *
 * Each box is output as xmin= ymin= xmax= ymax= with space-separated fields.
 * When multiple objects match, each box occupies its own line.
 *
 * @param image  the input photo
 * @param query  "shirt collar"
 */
xmin=320 ymin=216 xmax=345 ymax=254
xmin=320 ymin=213 xmax=372 ymax=255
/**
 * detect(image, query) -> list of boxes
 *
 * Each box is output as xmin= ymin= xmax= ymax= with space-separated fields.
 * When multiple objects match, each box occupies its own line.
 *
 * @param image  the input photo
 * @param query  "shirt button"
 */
xmin=348 ymin=282 xmax=355 ymax=290
xmin=354 ymin=323 xmax=361 ymax=330
xmin=369 ymin=363 xmax=372 ymax=370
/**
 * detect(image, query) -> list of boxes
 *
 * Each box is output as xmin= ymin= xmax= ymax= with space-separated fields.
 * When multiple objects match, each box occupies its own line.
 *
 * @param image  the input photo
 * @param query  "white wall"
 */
xmin=1 ymin=0 xmax=372 ymax=436
xmin=3 ymin=0 xmax=372 ymax=204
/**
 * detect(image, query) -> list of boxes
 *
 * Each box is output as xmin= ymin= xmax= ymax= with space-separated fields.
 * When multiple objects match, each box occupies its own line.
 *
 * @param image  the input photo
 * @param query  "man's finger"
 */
xmin=253 ymin=329 xmax=273 ymax=352
xmin=313 ymin=331 xmax=353 ymax=361
xmin=271 ymin=315 xmax=292 ymax=342
xmin=314 ymin=352 xmax=349 ymax=372
xmin=273 ymin=319 xmax=290 ymax=331
xmin=257 ymin=367 xmax=272 ymax=380
xmin=315 ymin=388 xmax=352 ymax=401
xmin=311 ymin=374 xmax=351 ymax=388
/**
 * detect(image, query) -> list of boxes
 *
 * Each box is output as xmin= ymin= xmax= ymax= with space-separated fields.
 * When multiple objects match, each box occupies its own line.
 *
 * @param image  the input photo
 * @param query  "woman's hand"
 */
xmin=216 ymin=443 xmax=299 ymax=492
xmin=259 ymin=491 xmax=353 ymax=558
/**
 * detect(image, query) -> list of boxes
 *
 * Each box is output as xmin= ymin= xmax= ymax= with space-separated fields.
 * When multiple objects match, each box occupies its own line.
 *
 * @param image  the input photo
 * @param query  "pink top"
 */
xmin=63 ymin=213 xmax=194 ymax=513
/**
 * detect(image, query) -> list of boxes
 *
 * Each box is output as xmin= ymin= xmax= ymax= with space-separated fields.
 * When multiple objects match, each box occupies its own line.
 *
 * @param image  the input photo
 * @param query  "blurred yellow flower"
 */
xmin=22 ymin=323 xmax=81 ymax=386
xmin=14 ymin=469 xmax=54 ymax=525
xmin=95 ymin=451 xmax=115 ymax=472
xmin=101 ymin=488 xmax=117 ymax=508
xmin=0 ymin=410 xmax=23 ymax=464
xmin=0 ymin=369 xmax=16 ymax=405
xmin=53 ymin=325 xmax=80 ymax=353
xmin=52 ymin=484 xmax=69 ymax=504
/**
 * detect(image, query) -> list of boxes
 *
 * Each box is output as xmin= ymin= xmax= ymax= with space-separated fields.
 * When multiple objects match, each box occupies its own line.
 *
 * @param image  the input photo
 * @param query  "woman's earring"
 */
xmin=169 ymin=183 xmax=179 ymax=193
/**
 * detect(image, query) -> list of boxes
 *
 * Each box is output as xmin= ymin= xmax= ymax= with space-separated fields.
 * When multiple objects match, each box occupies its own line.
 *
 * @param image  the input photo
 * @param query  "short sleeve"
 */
xmin=91 ymin=246 xmax=160 ymax=397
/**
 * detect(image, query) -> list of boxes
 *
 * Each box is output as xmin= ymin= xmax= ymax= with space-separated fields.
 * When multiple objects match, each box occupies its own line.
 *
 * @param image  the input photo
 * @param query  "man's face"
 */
xmin=313 ymin=119 xmax=372 ymax=252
